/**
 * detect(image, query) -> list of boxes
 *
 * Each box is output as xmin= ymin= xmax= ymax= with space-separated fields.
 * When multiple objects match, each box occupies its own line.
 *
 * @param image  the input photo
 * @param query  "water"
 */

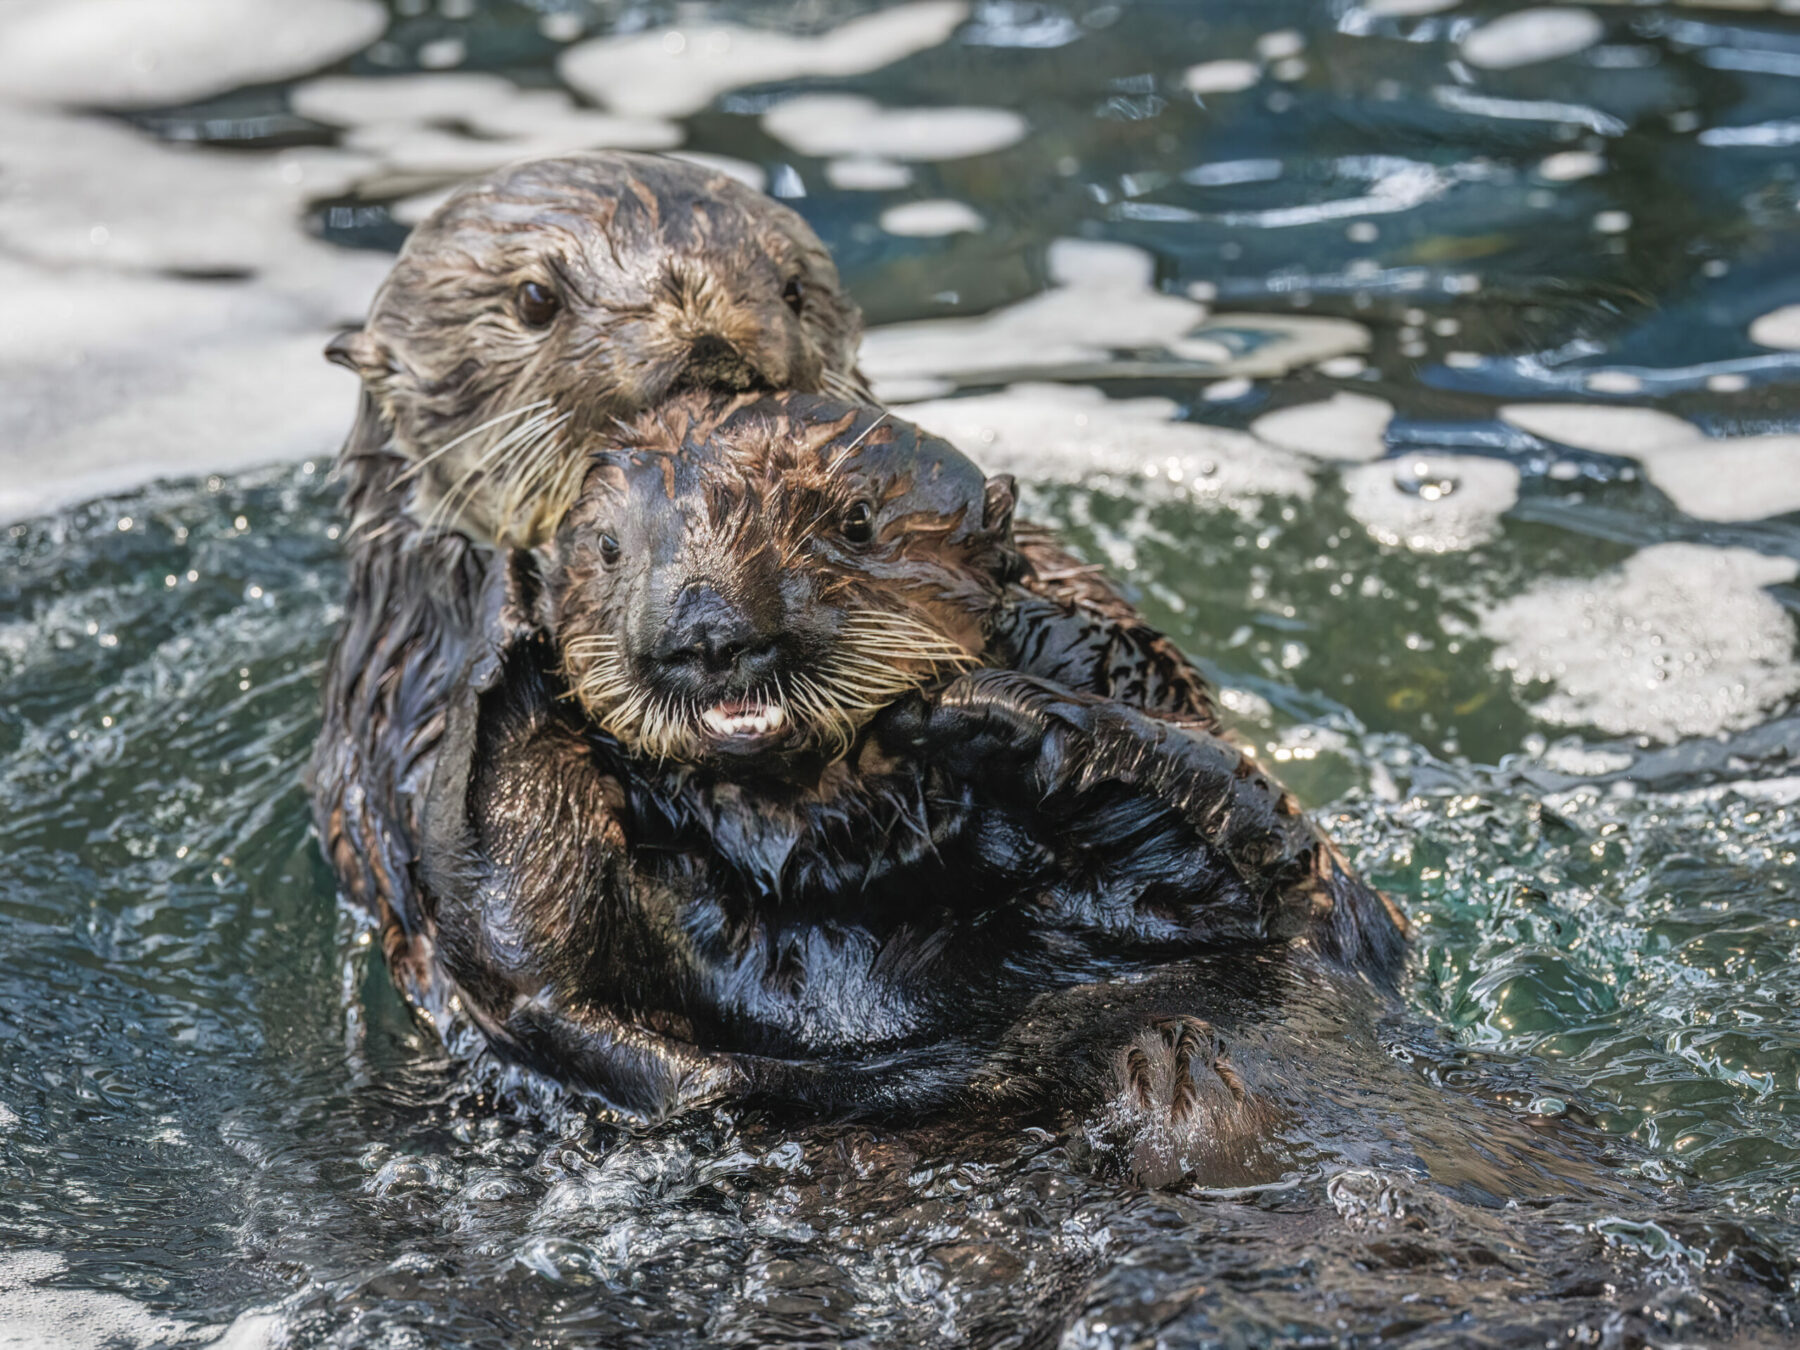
xmin=3 ymin=1 xmax=1800 ymax=1345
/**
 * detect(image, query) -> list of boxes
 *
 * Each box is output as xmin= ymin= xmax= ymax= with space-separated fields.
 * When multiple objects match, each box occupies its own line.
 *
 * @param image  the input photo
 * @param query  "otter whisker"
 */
xmin=423 ymin=416 xmax=547 ymax=535
xmin=426 ymin=408 xmax=569 ymax=538
xmin=821 ymin=367 xmax=876 ymax=406
xmin=824 ymin=411 xmax=889 ymax=477
xmin=790 ymin=672 xmax=853 ymax=756
xmin=395 ymin=400 xmax=552 ymax=485
xmin=494 ymin=413 xmax=581 ymax=543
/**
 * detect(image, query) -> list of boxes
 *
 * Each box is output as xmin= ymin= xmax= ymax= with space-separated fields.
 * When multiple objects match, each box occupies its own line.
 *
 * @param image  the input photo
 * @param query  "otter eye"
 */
xmin=515 ymin=280 xmax=561 ymax=328
xmin=842 ymin=500 xmax=875 ymax=545
xmin=598 ymin=533 xmax=621 ymax=566
xmin=782 ymin=277 xmax=805 ymax=315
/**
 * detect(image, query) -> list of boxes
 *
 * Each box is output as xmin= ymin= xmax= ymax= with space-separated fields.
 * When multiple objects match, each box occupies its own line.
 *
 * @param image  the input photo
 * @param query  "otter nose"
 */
xmin=681 ymin=334 xmax=767 ymax=393
xmin=653 ymin=584 xmax=778 ymax=679
xmin=688 ymin=334 xmax=738 ymax=367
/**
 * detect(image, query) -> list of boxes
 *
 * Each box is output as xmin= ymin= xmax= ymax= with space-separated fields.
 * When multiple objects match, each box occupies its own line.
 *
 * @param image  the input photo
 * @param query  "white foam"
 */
xmin=1538 ymin=149 xmax=1604 ymax=181
xmin=1502 ymin=404 xmax=1694 ymax=455
xmin=206 ymin=1309 xmax=285 ymax=1350
xmin=291 ymin=78 xmax=683 ymax=187
xmin=0 ymin=93 xmax=399 ymax=523
xmin=0 ymin=105 xmax=382 ymax=291
xmin=461 ymin=91 xmax=681 ymax=150
xmin=1459 ymin=7 xmax=1604 ymax=69
xmin=1251 ymin=392 xmax=1393 ymax=463
xmin=862 ymin=238 xmax=1369 ymax=391
xmin=1256 ymin=30 xmax=1306 ymax=60
xmin=1342 ymin=454 xmax=1521 ymax=552
xmin=290 ymin=73 xmax=521 ymax=126
xmin=1750 ymin=304 xmax=1800 ymax=350
xmin=1502 ymin=403 xmax=1800 ymax=521
xmin=342 ymin=118 xmax=681 ymax=179
xmin=559 ymin=1 xmax=969 ymax=119
xmin=0 ymin=1251 xmax=194 ymax=1350
xmin=862 ymin=239 xmax=1203 ymax=387
xmin=826 ymin=156 xmax=914 ymax=190
xmin=1365 ymin=0 xmax=1459 ymax=14
xmin=895 ymin=383 xmax=1315 ymax=506
xmin=391 ymin=186 xmax=457 ymax=227
xmin=1207 ymin=156 xmax=1452 ymax=229
xmin=2 ymin=307 xmax=358 ymax=524
xmin=1537 ymin=742 xmax=1635 ymax=777
xmin=1183 ymin=60 xmax=1261 ymax=95
xmin=880 ymin=199 xmax=984 ymax=236
xmin=1047 ymin=238 xmax=1152 ymax=289
xmin=0 ymin=0 xmax=384 ymax=108
xmin=0 ymin=1103 xmax=17 ymax=1129
xmin=762 ymin=95 xmax=1026 ymax=162
xmin=1638 ymin=437 xmax=1800 ymax=523
xmin=1482 ymin=544 xmax=1800 ymax=742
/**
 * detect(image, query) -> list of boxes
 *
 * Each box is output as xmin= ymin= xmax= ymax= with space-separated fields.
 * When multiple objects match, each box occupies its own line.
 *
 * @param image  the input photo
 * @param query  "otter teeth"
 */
xmin=702 ymin=703 xmax=786 ymax=738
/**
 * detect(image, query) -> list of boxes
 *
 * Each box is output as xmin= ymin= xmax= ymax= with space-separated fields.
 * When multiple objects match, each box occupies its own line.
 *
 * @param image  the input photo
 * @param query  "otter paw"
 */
xmin=1079 ymin=1015 xmax=1279 ymax=1189
xmin=879 ymin=670 xmax=1085 ymax=765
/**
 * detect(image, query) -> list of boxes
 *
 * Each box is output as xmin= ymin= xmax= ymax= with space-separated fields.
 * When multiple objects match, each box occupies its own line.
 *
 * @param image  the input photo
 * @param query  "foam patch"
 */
xmin=559 ymin=2 xmax=968 ymax=119
xmin=1342 ymin=454 xmax=1522 ymax=553
xmin=896 ymin=382 xmax=1315 ymax=507
xmin=880 ymin=199 xmax=985 ymax=235
xmin=826 ymin=157 xmax=915 ymax=191
xmin=863 ymin=238 xmax=1368 ymax=391
xmin=1502 ymin=404 xmax=1800 ymax=522
xmin=0 ymin=1251 xmax=195 ymax=1350
xmin=1482 ymin=544 xmax=1800 ymax=742
xmin=1252 ymin=393 xmax=1394 ymax=463
xmin=1750 ymin=304 xmax=1800 ymax=351
xmin=1181 ymin=60 xmax=1261 ymax=95
xmin=762 ymin=95 xmax=1026 ymax=161
xmin=0 ymin=0 xmax=384 ymax=108
xmin=0 ymin=105 xmax=379 ymax=286
xmin=1459 ymin=7 xmax=1604 ymax=70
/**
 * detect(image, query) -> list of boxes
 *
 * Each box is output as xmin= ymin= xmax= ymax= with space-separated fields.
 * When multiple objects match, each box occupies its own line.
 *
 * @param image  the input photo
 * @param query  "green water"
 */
xmin=4 ymin=0 xmax=1800 ymax=1344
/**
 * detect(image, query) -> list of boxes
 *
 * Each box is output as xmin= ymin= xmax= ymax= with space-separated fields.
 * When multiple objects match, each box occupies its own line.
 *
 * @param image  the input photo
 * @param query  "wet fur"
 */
xmin=307 ymin=152 xmax=1252 ymax=1028
xmin=307 ymin=154 xmax=1405 ymax=1183
xmin=418 ymin=394 xmax=1409 ymax=1184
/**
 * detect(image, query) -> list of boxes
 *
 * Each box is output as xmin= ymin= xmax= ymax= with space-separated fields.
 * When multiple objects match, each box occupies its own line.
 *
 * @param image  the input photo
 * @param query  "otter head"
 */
xmin=549 ymin=392 xmax=1019 ymax=768
xmin=327 ymin=152 xmax=865 ymax=546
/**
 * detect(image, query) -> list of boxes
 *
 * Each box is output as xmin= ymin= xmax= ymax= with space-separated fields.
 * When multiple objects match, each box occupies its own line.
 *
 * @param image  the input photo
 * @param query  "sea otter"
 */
xmin=419 ymin=392 xmax=1407 ymax=1174
xmin=307 ymin=151 xmax=1204 ymax=1025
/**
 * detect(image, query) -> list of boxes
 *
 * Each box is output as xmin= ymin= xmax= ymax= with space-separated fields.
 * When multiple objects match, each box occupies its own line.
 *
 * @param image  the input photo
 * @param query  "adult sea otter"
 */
xmin=307 ymin=151 xmax=1209 ymax=1022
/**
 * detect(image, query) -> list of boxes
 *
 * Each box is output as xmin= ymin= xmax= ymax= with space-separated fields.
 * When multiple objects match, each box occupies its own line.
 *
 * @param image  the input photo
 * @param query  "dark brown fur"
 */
xmin=306 ymin=151 xmax=1236 ymax=1029
xmin=417 ymin=393 xmax=1409 ymax=1186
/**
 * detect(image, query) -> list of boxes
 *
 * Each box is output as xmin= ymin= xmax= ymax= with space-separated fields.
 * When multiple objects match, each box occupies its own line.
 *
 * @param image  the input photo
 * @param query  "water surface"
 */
xmin=3 ymin=1 xmax=1800 ymax=1345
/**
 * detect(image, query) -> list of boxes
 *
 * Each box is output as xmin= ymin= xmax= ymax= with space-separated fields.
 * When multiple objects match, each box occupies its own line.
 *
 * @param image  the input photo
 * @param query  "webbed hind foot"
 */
xmin=1075 ymin=1015 xmax=1284 ymax=1189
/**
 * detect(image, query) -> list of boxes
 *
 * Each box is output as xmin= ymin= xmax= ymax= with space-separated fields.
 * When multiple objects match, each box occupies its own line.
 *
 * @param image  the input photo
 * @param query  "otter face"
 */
xmin=327 ymin=152 xmax=865 ymax=547
xmin=551 ymin=393 xmax=1018 ymax=767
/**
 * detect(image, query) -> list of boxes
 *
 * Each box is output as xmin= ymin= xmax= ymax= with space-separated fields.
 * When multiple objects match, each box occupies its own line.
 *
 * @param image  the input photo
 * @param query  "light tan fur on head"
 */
xmin=327 ymin=151 xmax=868 ymax=547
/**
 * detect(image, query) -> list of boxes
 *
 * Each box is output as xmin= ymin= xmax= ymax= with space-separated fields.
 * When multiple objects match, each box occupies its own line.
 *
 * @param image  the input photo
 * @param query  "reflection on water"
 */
xmin=2 ymin=0 xmax=1800 ymax=1344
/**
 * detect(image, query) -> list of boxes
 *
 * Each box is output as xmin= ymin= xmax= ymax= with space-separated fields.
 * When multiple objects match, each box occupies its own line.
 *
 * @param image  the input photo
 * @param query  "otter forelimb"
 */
xmin=879 ymin=669 xmax=1406 ymax=977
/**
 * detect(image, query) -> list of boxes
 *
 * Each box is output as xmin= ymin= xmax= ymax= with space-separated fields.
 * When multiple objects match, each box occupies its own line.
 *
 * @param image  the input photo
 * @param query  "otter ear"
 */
xmin=324 ymin=328 xmax=395 ymax=383
xmin=982 ymin=474 xmax=1017 ymax=535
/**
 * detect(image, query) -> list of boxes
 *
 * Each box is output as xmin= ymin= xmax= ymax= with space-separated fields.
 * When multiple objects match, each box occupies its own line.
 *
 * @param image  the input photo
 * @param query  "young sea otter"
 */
xmin=307 ymin=151 xmax=1191 ymax=1023
xmin=421 ymin=392 xmax=1407 ymax=1165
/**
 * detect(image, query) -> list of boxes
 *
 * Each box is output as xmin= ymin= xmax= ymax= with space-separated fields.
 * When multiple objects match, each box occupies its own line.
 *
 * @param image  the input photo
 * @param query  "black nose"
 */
xmin=688 ymin=334 xmax=738 ymax=367
xmin=652 ymin=584 xmax=779 ymax=680
xmin=681 ymin=335 xmax=767 ymax=393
